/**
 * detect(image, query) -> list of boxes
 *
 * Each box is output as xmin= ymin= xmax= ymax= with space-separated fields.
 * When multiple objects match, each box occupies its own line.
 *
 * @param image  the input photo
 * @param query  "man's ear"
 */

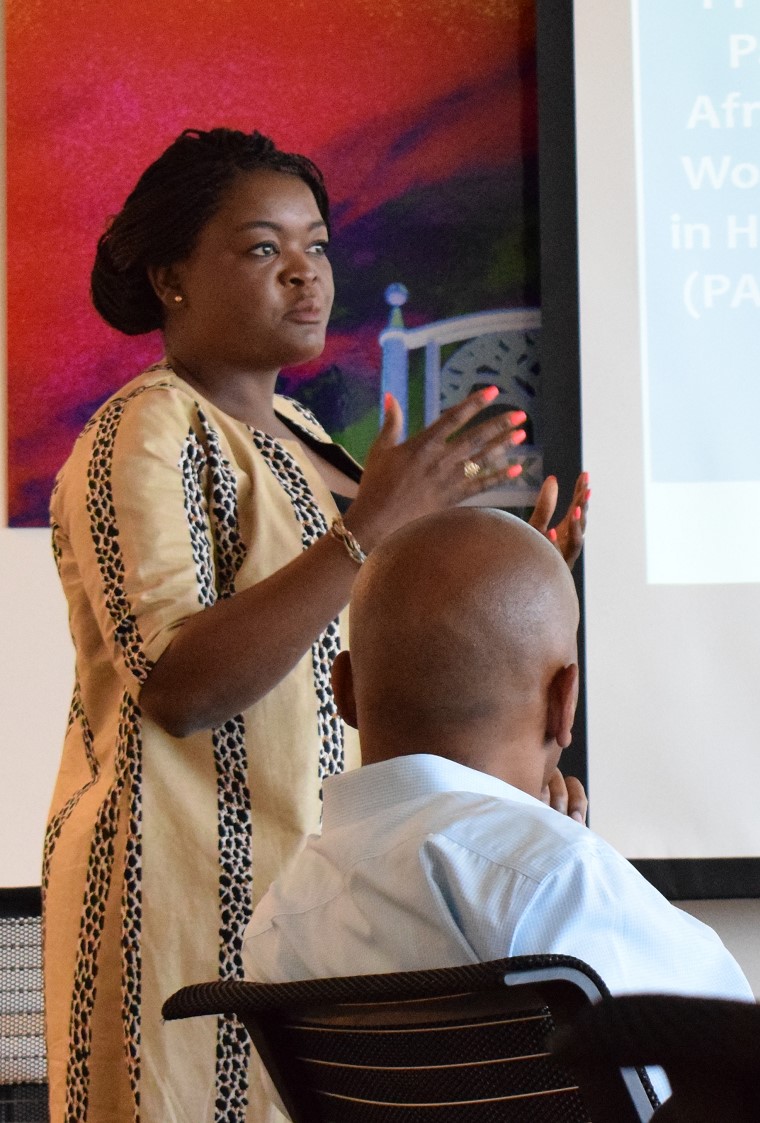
xmin=331 ymin=650 xmax=358 ymax=729
xmin=147 ymin=264 xmax=184 ymax=310
xmin=546 ymin=663 xmax=579 ymax=750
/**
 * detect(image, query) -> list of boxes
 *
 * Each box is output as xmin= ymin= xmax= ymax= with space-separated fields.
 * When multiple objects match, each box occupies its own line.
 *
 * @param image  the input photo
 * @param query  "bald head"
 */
xmin=333 ymin=508 xmax=580 ymax=792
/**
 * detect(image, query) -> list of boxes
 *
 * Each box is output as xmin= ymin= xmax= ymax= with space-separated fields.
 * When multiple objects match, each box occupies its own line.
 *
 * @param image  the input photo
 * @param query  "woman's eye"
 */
xmin=308 ymin=240 xmax=329 ymax=256
xmin=250 ymin=242 xmax=278 ymax=257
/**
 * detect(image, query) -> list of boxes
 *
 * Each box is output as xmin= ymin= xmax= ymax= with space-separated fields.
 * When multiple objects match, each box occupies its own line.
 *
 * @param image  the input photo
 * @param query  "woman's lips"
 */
xmin=283 ymin=302 xmax=324 ymax=324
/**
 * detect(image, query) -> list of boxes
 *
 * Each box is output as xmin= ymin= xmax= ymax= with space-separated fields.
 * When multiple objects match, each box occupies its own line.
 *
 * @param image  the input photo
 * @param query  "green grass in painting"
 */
xmin=331 ymin=358 xmax=427 ymax=464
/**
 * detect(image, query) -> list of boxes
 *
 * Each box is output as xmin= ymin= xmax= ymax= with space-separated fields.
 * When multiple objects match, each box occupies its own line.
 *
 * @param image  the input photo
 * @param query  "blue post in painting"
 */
xmin=379 ymin=283 xmax=409 ymax=439
xmin=424 ymin=340 xmax=441 ymax=427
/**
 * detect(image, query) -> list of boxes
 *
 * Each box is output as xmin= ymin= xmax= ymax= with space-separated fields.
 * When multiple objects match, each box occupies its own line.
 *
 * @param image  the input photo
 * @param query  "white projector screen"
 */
xmin=575 ymin=0 xmax=760 ymax=880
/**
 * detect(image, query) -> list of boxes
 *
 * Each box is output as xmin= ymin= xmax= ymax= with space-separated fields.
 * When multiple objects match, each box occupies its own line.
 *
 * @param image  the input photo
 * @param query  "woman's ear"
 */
xmin=546 ymin=663 xmax=579 ymax=750
xmin=148 ymin=264 xmax=184 ymax=310
xmin=331 ymin=650 xmax=358 ymax=729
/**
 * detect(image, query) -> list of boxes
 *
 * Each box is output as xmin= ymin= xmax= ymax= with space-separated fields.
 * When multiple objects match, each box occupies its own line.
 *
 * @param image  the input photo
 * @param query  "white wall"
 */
xmin=0 ymin=527 xmax=72 ymax=886
xmin=679 ymin=899 xmax=760 ymax=995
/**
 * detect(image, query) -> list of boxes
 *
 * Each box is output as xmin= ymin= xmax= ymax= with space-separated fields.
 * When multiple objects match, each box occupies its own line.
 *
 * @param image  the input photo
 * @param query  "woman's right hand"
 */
xmin=344 ymin=388 xmax=527 ymax=551
xmin=138 ymin=387 xmax=523 ymax=734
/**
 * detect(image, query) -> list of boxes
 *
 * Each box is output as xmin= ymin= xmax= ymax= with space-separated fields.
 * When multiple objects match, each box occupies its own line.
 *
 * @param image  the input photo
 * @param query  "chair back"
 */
xmin=552 ymin=992 xmax=760 ymax=1123
xmin=163 ymin=955 xmax=658 ymax=1122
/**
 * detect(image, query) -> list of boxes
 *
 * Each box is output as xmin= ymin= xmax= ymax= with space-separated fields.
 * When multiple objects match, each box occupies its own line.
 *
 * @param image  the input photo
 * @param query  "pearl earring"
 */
xmin=173 ymin=294 xmax=183 ymax=304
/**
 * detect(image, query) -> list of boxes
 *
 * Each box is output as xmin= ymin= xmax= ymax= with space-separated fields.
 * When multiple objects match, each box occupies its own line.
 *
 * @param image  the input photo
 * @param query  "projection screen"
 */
xmin=574 ymin=0 xmax=760 ymax=895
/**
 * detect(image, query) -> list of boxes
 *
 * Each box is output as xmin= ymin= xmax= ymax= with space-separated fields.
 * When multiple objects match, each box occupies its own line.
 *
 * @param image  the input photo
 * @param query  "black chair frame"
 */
xmin=163 ymin=954 xmax=659 ymax=1122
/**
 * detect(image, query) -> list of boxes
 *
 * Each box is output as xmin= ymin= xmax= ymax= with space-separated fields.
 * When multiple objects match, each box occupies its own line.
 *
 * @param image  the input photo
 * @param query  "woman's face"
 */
xmin=169 ymin=168 xmax=334 ymax=374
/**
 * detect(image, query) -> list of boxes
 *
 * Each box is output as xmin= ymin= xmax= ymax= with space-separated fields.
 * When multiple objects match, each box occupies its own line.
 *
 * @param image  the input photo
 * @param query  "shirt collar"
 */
xmin=322 ymin=754 xmax=542 ymax=831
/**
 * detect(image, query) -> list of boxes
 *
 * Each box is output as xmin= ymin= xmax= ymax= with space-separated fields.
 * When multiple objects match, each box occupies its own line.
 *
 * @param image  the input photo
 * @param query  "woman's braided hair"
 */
xmin=91 ymin=128 xmax=330 ymax=336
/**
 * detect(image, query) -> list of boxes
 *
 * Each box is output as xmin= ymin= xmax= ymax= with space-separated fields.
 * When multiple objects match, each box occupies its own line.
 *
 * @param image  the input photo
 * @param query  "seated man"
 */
xmin=243 ymin=508 xmax=752 ymax=1022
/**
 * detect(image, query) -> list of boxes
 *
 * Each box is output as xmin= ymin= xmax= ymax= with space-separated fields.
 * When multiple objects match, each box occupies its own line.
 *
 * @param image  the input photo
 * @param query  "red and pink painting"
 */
xmin=6 ymin=0 xmax=539 ymax=526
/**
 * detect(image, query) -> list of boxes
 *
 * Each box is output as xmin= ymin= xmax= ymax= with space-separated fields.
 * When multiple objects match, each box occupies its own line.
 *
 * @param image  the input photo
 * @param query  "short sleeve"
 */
xmin=56 ymin=382 xmax=243 ymax=694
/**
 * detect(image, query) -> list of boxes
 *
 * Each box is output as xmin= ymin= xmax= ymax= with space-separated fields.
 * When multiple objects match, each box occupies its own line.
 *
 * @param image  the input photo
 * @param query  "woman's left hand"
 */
xmin=541 ymin=769 xmax=588 ymax=825
xmin=529 ymin=471 xmax=590 ymax=570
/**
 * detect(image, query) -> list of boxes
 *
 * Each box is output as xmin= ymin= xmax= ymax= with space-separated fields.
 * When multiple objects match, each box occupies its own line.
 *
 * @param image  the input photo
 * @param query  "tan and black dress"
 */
xmin=44 ymin=362 xmax=361 ymax=1122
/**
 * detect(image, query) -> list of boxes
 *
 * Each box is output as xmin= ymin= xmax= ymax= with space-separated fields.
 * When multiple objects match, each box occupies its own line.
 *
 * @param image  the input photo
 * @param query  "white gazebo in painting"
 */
xmin=379 ymin=283 xmax=543 ymax=506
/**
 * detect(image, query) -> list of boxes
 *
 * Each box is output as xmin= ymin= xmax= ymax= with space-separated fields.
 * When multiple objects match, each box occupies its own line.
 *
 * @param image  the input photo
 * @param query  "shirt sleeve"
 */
xmin=58 ymin=383 xmax=241 ymax=695
xmin=509 ymin=837 xmax=754 ymax=1002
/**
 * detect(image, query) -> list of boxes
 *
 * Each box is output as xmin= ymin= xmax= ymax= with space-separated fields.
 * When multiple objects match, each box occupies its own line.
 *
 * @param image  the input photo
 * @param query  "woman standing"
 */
xmin=44 ymin=127 xmax=588 ymax=1122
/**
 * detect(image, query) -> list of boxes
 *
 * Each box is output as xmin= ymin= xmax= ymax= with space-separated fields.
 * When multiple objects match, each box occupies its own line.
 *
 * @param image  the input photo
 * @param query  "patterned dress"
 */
xmin=44 ymin=362 xmax=361 ymax=1122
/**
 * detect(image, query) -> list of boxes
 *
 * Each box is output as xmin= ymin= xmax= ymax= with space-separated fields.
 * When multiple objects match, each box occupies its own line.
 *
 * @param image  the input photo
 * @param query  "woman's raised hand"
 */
xmin=344 ymin=387 xmax=528 ymax=551
xmin=528 ymin=471 xmax=590 ymax=571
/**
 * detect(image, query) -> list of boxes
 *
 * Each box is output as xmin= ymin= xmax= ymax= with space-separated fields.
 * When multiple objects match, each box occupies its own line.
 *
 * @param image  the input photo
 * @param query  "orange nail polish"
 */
xmin=511 ymin=429 xmax=527 ymax=446
xmin=574 ymin=506 xmax=582 ymax=520
xmin=481 ymin=385 xmax=499 ymax=403
xmin=510 ymin=409 xmax=527 ymax=425
xmin=548 ymin=528 xmax=558 ymax=542
xmin=507 ymin=463 xmax=523 ymax=478
xmin=384 ymin=392 xmax=394 ymax=411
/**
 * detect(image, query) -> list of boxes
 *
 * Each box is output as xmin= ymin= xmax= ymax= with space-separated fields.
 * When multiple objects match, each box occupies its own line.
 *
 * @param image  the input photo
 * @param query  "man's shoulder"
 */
xmin=420 ymin=788 xmax=610 ymax=882
xmin=322 ymin=764 xmax=633 ymax=893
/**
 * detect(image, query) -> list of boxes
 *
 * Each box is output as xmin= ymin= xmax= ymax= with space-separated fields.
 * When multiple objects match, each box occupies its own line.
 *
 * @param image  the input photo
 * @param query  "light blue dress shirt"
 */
xmin=243 ymin=755 xmax=753 ymax=1103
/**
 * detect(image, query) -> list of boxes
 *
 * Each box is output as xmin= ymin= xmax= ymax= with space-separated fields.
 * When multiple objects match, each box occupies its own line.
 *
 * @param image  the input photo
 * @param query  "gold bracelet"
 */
xmin=329 ymin=517 xmax=367 ymax=566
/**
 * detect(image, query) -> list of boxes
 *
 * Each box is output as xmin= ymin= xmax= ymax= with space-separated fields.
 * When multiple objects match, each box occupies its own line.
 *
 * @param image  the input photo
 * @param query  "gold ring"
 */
xmin=463 ymin=459 xmax=482 ymax=480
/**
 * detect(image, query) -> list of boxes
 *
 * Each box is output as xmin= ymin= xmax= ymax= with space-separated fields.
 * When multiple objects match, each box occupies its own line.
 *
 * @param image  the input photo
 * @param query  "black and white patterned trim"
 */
xmin=120 ymin=696 xmax=143 ymax=1118
xmin=250 ymin=430 xmax=345 ymax=782
xmin=42 ymin=684 xmax=100 ymax=893
xmin=277 ymin=395 xmax=325 ymax=432
xmin=50 ymin=505 xmax=63 ymax=576
xmin=212 ymin=716 xmax=252 ymax=1123
xmin=67 ymin=391 xmax=156 ymax=1120
xmin=87 ymin=395 xmax=152 ymax=685
xmin=179 ymin=410 xmax=252 ymax=1121
xmin=63 ymin=694 xmax=141 ymax=1123
xmin=42 ymin=685 xmax=104 ymax=1120
xmin=180 ymin=430 xmax=215 ymax=607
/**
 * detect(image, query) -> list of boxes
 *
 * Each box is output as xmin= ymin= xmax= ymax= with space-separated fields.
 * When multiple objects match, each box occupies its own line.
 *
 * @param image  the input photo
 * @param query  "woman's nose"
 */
xmin=281 ymin=251 xmax=317 ymax=285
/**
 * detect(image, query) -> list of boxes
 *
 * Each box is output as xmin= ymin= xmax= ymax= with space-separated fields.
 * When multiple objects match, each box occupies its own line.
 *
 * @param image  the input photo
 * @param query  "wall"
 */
xmin=679 ymin=900 xmax=760 ymax=994
xmin=0 ymin=528 xmax=71 ymax=886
